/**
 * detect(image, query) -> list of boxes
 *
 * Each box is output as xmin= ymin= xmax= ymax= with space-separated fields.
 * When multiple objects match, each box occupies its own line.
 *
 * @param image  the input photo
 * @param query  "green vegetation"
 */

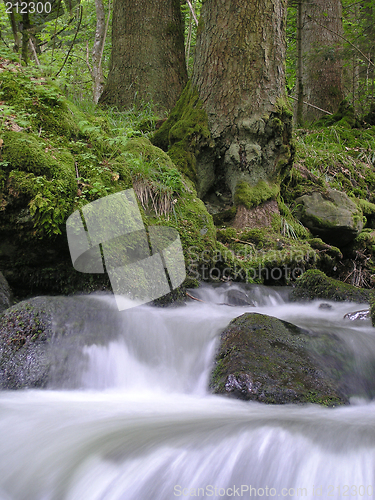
xmin=290 ymin=269 xmax=370 ymax=302
xmin=234 ymin=180 xmax=279 ymax=209
xmin=152 ymin=81 xmax=212 ymax=188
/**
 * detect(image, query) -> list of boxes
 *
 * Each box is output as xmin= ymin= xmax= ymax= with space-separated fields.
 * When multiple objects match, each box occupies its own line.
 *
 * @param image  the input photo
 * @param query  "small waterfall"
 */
xmin=1 ymin=285 xmax=375 ymax=500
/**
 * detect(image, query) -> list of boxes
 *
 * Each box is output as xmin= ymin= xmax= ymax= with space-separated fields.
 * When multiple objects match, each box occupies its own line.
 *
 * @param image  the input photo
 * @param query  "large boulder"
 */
xmin=290 ymin=269 xmax=370 ymax=303
xmin=294 ymin=189 xmax=363 ymax=246
xmin=0 ymin=272 xmax=12 ymax=314
xmin=210 ymin=312 xmax=354 ymax=406
xmin=0 ymin=295 xmax=121 ymax=389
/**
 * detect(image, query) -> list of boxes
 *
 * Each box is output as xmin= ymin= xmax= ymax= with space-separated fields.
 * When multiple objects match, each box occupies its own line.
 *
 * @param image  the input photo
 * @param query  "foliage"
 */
xmin=283 ymin=124 xmax=375 ymax=203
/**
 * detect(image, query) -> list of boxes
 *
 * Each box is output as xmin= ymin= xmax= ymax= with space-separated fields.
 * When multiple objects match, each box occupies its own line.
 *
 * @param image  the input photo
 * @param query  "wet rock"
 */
xmin=290 ymin=269 xmax=370 ymax=303
xmin=225 ymin=289 xmax=255 ymax=307
xmin=0 ymin=272 xmax=12 ymax=315
xmin=210 ymin=312 xmax=348 ymax=406
xmin=0 ymin=295 xmax=121 ymax=390
xmin=344 ymin=310 xmax=370 ymax=321
xmin=294 ymin=189 xmax=363 ymax=247
xmin=319 ymin=303 xmax=332 ymax=309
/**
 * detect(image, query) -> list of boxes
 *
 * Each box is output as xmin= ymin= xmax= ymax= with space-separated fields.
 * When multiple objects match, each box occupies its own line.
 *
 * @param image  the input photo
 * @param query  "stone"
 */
xmin=225 ymin=288 xmax=255 ymax=307
xmin=344 ymin=310 xmax=370 ymax=321
xmin=294 ymin=189 xmax=363 ymax=246
xmin=0 ymin=295 xmax=122 ymax=389
xmin=290 ymin=269 xmax=370 ymax=303
xmin=210 ymin=312 xmax=349 ymax=406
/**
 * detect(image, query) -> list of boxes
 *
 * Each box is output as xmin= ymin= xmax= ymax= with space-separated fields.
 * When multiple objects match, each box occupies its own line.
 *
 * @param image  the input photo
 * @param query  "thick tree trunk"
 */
xmin=296 ymin=0 xmax=304 ymax=126
xmin=99 ymin=0 xmax=187 ymax=116
xmin=191 ymin=0 xmax=293 ymax=200
xmin=301 ymin=0 xmax=344 ymax=122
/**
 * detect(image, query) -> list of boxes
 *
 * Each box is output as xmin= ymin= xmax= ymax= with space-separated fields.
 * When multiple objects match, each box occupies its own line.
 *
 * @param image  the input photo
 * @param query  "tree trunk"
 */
xmin=91 ymin=0 xmax=107 ymax=104
xmin=99 ymin=0 xmax=187 ymax=116
xmin=21 ymin=12 xmax=30 ymax=64
xmin=296 ymin=0 xmax=304 ymax=126
xmin=191 ymin=0 xmax=292 ymax=200
xmin=301 ymin=0 xmax=344 ymax=122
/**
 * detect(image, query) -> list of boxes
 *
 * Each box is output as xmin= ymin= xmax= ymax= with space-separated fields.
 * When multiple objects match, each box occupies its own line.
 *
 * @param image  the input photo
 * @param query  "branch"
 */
xmin=98 ymin=0 xmax=111 ymax=72
xmin=289 ymin=95 xmax=333 ymax=115
xmin=309 ymin=16 xmax=374 ymax=68
xmin=55 ymin=5 xmax=83 ymax=77
xmin=186 ymin=0 xmax=198 ymax=27
xmin=29 ymin=39 xmax=40 ymax=66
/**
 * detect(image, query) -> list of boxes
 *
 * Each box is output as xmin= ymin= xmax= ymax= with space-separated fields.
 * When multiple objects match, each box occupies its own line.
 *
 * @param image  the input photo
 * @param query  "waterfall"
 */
xmin=1 ymin=285 xmax=375 ymax=500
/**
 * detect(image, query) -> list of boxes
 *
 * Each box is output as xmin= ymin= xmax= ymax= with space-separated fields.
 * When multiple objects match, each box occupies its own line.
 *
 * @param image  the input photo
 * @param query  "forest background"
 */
xmin=1 ymin=0 xmax=375 ymax=300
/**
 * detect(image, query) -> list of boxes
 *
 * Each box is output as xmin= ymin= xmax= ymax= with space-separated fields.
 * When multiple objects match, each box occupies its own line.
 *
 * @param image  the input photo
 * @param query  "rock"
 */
xmin=225 ymin=289 xmax=255 ymax=307
xmin=0 ymin=295 xmax=121 ymax=389
xmin=290 ymin=269 xmax=370 ymax=303
xmin=210 ymin=312 xmax=348 ymax=406
xmin=294 ymin=189 xmax=363 ymax=247
xmin=343 ymin=310 xmax=370 ymax=321
xmin=319 ymin=303 xmax=332 ymax=309
xmin=0 ymin=272 xmax=12 ymax=314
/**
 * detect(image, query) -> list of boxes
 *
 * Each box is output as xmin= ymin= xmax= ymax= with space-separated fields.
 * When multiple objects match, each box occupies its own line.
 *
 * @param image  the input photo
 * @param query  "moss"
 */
xmin=152 ymin=81 xmax=212 ymax=186
xmin=216 ymin=227 xmax=237 ymax=244
xmin=355 ymin=198 xmax=375 ymax=218
xmin=210 ymin=312 xmax=347 ymax=405
xmin=316 ymin=100 xmax=357 ymax=129
xmin=234 ymin=180 xmax=279 ymax=209
xmin=308 ymin=238 xmax=343 ymax=258
xmin=291 ymin=269 xmax=370 ymax=302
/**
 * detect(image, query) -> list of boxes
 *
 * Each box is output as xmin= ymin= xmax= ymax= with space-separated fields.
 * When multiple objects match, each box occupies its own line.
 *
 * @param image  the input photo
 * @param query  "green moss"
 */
xmin=217 ymin=227 xmax=237 ymax=244
xmin=355 ymin=198 xmax=375 ymax=217
xmin=234 ymin=180 xmax=279 ymax=209
xmin=316 ymin=100 xmax=357 ymax=129
xmin=291 ymin=269 xmax=370 ymax=302
xmin=152 ymin=81 xmax=211 ymax=186
xmin=210 ymin=312 xmax=347 ymax=406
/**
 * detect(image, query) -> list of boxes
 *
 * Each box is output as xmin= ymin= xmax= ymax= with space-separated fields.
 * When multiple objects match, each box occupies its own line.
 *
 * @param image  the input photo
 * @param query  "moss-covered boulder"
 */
xmin=210 ymin=312 xmax=348 ymax=406
xmin=0 ymin=295 xmax=122 ymax=389
xmin=0 ymin=272 xmax=12 ymax=314
xmin=290 ymin=269 xmax=370 ymax=302
xmin=294 ymin=189 xmax=363 ymax=247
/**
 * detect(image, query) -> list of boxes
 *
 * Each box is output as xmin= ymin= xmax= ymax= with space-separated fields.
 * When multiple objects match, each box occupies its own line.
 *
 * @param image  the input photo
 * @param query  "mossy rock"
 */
xmin=355 ymin=198 xmax=375 ymax=228
xmin=210 ymin=312 xmax=347 ymax=406
xmin=294 ymin=189 xmax=363 ymax=247
xmin=317 ymin=100 xmax=357 ymax=129
xmin=290 ymin=269 xmax=370 ymax=302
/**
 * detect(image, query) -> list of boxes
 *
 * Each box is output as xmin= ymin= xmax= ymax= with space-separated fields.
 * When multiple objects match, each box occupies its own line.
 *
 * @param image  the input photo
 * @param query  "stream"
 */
xmin=1 ymin=285 xmax=375 ymax=500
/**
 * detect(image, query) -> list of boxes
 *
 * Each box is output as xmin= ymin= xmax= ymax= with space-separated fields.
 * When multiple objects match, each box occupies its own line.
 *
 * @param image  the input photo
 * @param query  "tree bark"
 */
xmin=296 ymin=0 xmax=304 ymax=126
xmin=301 ymin=0 xmax=344 ymax=121
xmin=91 ymin=0 xmax=107 ymax=103
xmin=99 ymin=0 xmax=188 ymax=116
xmin=191 ymin=0 xmax=292 ymax=199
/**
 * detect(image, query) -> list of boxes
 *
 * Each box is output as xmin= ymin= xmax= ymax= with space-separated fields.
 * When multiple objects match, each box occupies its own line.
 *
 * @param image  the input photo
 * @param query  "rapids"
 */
xmin=1 ymin=285 xmax=375 ymax=500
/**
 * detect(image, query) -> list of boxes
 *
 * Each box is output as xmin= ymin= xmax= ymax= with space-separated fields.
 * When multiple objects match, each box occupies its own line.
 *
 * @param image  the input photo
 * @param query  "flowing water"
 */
xmin=1 ymin=285 xmax=375 ymax=500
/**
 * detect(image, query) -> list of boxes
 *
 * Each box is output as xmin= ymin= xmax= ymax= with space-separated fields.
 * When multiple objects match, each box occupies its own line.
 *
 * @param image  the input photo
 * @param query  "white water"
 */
xmin=1 ymin=285 xmax=375 ymax=500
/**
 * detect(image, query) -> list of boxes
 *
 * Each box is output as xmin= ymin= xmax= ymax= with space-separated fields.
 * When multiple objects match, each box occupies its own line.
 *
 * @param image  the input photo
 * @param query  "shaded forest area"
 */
xmin=1 ymin=0 xmax=375 ymax=300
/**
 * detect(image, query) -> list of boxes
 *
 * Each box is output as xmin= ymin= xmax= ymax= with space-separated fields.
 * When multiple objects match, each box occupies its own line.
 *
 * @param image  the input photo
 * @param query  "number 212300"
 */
xmin=5 ymin=2 xmax=52 ymax=14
